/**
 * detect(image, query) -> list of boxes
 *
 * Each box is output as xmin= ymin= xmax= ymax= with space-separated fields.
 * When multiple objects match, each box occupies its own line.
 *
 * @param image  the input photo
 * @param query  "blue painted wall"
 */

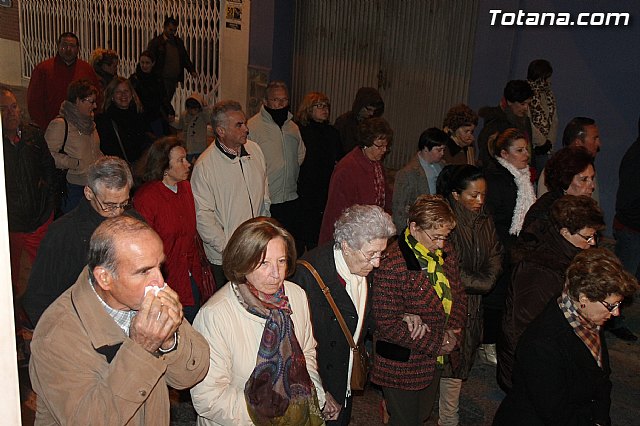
xmin=468 ymin=0 xmax=640 ymax=234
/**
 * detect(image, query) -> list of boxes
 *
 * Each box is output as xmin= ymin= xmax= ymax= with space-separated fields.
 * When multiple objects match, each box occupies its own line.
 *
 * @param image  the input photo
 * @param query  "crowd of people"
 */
xmin=2 ymin=22 xmax=640 ymax=426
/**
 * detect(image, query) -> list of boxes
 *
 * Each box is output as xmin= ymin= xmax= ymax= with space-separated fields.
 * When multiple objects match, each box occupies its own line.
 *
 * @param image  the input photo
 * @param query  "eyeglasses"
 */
xmin=312 ymin=102 xmax=330 ymax=109
xmin=82 ymin=97 xmax=97 ymax=105
xmin=600 ymin=300 xmax=622 ymax=312
xmin=359 ymin=249 xmax=388 ymax=264
xmin=93 ymin=194 xmax=131 ymax=212
xmin=423 ymin=230 xmax=448 ymax=242
xmin=372 ymin=142 xmax=390 ymax=152
xmin=577 ymin=232 xmax=598 ymax=245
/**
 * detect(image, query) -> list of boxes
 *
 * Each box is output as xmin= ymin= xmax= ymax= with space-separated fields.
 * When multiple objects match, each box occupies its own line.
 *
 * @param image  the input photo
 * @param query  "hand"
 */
xmin=322 ymin=392 xmax=342 ymax=421
xmin=130 ymin=286 xmax=183 ymax=353
xmin=403 ymin=313 xmax=429 ymax=340
xmin=440 ymin=329 xmax=458 ymax=355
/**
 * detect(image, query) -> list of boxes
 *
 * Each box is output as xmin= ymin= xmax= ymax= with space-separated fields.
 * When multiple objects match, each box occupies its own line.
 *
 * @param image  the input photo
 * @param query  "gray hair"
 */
xmin=87 ymin=216 xmax=154 ymax=282
xmin=333 ymin=205 xmax=396 ymax=250
xmin=210 ymin=99 xmax=243 ymax=134
xmin=87 ymin=156 xmax=133 ymax=195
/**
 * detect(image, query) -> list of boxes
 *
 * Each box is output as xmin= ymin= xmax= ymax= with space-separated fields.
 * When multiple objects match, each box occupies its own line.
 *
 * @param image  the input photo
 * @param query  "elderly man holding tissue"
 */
xmin=29 ymin=215 xmax=209 ymax=425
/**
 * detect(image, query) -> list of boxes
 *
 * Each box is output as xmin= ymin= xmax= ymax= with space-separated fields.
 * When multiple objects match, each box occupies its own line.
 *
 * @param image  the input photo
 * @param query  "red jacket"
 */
xmin=27 ymin=55 xmax=100 ymax=129
xmin=134 ymin=180 xmax=202 ymax=306
xmin=319 ymin=147 xmax=392 ymax=244
xmin=371 ymin=237 xmax=467 ymax=390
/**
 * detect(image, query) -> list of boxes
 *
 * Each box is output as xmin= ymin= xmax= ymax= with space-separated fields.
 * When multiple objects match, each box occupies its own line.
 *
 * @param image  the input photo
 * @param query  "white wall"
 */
xmin=218 ymin=0 xmax=251 ymax=109
xmin=0 ymin=116 xmax=23 ymax=425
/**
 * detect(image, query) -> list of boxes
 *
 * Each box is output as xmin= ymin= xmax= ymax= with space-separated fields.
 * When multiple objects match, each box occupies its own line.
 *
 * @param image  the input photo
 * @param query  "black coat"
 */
xmin=23 ymin=198 xmax=106 ymax=326
xmin=296 ymin=120 xmax=342 ymax=247
xmin=483 ymin=158 xmax=518 ymax=309
xmin=95 ymin=104 xmax=152 ymax=164
xmin=497 ymin=224 xmax=581 ymax=391
xmin=3 ymin=124 xmax=56 ymax=232
xmin=494 ymin=300 xmax=612 ymax=426
xmin=290 ymin=243 xmax=372 ymax=407
xmin=146 ymin=34 xmax=195 ymax=84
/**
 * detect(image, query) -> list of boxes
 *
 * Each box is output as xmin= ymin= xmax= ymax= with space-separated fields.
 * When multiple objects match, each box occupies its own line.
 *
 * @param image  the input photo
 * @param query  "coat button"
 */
xmin=139 ymin=389 xmax=147 ymax=397
xmin=330 ymin=341 xmax=336 ymax=348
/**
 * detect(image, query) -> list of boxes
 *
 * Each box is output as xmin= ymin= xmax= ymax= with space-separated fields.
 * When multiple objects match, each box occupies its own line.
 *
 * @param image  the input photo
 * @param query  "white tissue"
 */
xmin=144 ymin=283 xmax=167 ymax=296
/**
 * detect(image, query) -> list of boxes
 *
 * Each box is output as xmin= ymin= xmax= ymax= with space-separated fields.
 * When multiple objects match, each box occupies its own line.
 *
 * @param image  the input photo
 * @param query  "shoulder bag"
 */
xmin=297 ymin=259 xmax=369 ymax=391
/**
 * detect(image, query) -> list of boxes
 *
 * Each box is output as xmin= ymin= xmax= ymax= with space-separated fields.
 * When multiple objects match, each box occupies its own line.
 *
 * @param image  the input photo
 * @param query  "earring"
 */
xmin=163 ymin=171 xmax=168 ymax=176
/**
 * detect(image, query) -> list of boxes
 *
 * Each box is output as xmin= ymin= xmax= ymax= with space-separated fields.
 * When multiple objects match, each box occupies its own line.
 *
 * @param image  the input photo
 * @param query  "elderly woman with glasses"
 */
xmin=371 ymin=195 xmax=467 ymax=426
xmin=45 ymin=78 xmax=104 ymax=213
xmin=292 ymin=204 xmax=422 ymax=425
xmin=319 ymin=117 xmax=393 ymax=244
xmin=191 ymin=217 xmax=325 ymax=425
xmin=498 ymin=195 xmax=605 ymax=392
xmin=494 ymin=248 xmax=638 ymax=426
xmin=294 ymin=92 xmax=343 ymax=250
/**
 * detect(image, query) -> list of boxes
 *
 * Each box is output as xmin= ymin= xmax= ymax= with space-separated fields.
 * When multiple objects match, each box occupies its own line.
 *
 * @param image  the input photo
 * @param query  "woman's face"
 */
xmin=363 ymin=136 xmax=389 ymax=162
xmin=566 ymin=164 xmax=595 ymax=197
xmin=562 ymin=226 xmax=598 ymax=250
xmin=112 ymin=82 xmax=133 ymax=110
xmin=500 ymin=138 xmax=530 ymax=170
xmin=453 ymin=178 xmax=486 ymax=213
xmin=101 ymin=59 xmax=118 ymax=76
xmin=164 ymin=146 xmax=191 ymax=184
xmin=139 ymin=56 xmax=155 ymax=73
xmin=245 ymin=237 xmax=288 ymax=295
xmin=452 ymin=124 xmax=475 ymax=147
xmin=342 ymin=238 xmax=388 ymax=277
xmin=310 ymin=100 xmax=330 ymax=123
xmin=578 ymin=293 xmax=623 ymax=326
xmin=409 ymin=223 xmax=452 ymax=252
xmin=75 ymin=94 xmax=97 ymax=118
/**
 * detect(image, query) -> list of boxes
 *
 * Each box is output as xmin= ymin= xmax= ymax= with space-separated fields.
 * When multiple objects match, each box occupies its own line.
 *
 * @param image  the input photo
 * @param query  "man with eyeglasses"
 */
xmin=27 ymin=32 xmax=100 ymax=130
xmin=23 ymin=156 xmax=135 ymax=326
xmin=248 ymin=81 xmax=305 ymax=249
xmin=1 ymin=86 xmax=56 ymax=298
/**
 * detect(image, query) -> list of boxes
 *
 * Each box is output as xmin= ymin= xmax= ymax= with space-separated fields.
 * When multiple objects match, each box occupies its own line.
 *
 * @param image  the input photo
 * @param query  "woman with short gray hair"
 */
xmin=292 ymin=204 xmax=424 ymax=425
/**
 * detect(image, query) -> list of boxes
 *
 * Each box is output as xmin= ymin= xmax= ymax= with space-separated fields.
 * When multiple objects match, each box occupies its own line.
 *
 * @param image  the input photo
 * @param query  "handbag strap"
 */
xmin=110 ymin=120 xmax=130 ymax=163
xmin=297 ymin=259 xmax=357 ymax=349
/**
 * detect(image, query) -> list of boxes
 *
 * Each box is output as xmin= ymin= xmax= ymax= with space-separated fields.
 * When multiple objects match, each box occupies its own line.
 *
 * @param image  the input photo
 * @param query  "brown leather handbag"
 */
xmin=297 ymin=260 xmax=369 ymax=391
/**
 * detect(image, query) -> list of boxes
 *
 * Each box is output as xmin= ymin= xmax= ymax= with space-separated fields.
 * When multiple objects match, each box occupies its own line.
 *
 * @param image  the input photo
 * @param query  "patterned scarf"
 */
xmin=363 ymin=148 xmax=386 ymax=208
xmin=496 ymin=157 xmax=536 ymax=236
xmin=238 ymin=283 xmax=324 ymax=426
xmin=528 ymin=79 xmax=557 ymax=138
xmin=404 ymin=228 xmax=452 ymax=365
xmin=558 ymin=291 xmax=602 ymax=368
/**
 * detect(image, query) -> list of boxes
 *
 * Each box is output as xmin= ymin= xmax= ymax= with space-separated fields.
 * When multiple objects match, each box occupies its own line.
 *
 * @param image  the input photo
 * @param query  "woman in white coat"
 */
xmin=191 ymin=217 xmax=326 ymax=425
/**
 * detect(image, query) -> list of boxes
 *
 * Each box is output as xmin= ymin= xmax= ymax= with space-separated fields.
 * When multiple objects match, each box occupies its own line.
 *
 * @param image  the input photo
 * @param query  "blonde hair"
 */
xmin=295 ymin=91 xmax=330 ymax=126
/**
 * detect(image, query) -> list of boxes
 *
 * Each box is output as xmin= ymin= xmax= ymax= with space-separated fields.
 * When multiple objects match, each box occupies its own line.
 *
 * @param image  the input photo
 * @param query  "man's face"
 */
xmin=422 ymin=145 xmax=445 ymax=164
xmin=163 ymin=23 xmax=177 ymax=39
xmin=575 ymin=124 xmax=601 ymax=156
xmin=57 ymin=36 xmax=79 ymax=65
xmin=218 ymin=110 xmax=248 ymax=150
xmin=507 ymin=98 xmax=531 ymax=118
xmin=85 ymin=184 xmax=131 ymax=218
xmin=100 ymin=230 xmax=165 ymax=311
xmin=357 ymin=105 xmax=377 ymax=121
xmin=0 ymin=91 xmax=20 ymax=134
xmin=265 ymin=87 xmax=289 ymax=110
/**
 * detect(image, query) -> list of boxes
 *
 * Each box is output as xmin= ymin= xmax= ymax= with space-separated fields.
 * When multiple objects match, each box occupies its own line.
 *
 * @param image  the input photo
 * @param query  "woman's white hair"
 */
xmin=333 ymin=204 xmax=396 ymax=250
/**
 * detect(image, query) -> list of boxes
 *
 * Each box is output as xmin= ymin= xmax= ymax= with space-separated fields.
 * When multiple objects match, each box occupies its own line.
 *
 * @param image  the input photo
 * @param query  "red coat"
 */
xmin=371 ymin=237 xmax=467 ymax=390
xmin=27 ymin=55 xmax=100 ymax=130
xmin=133 ymin=180 xmax=202 ymax=306
xmin=319 ymin=147 xmax=392 ymax=244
